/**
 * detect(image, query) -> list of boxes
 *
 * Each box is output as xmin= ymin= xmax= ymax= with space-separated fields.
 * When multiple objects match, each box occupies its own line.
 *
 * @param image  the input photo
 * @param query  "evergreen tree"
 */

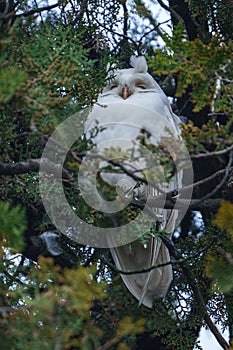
xmin=0 ymin=1 xmax=232 ymax=349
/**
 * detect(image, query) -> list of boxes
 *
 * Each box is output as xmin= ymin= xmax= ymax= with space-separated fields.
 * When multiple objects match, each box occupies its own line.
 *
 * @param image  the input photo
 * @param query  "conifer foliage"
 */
xmin=0 ymin=1 xmax=232 ymax=349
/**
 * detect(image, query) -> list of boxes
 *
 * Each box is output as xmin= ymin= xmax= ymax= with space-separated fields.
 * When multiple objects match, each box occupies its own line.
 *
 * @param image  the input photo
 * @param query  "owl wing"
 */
xmin=110 ymin=173 xmax=180 ymax=308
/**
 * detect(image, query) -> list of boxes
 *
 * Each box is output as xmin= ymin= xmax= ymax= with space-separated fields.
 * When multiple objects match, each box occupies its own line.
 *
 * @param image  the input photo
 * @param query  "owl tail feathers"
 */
xmin=110 ymin=240 xmax=173 ymax=308
xmin=138 ymin=243 xmax=173 ymax=307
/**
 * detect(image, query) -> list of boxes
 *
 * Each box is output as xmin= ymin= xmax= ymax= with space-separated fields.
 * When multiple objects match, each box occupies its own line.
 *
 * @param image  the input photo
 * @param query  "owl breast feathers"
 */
xmin=84 ymin=56 xmax=183 ymax=308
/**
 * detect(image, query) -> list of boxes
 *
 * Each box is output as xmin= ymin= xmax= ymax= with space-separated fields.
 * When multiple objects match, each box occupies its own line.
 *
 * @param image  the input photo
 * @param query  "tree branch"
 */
xmin=164 ymin=165 xmax=233 ymax=200
xmin=133 ymin=197 xmax=223 ymax=211
xmin=0 ymin=159 xmax=72 ymax=180
xmin=190 ymin=150 xmax=233 ymax=206
xmin=138 ymin=160 xmax=233 ymax=211
xmin=161 ymin=235 xmax=230 ymax=350
xmin=15 ymin=3 xmax=59 ymax=18
xmin=102 ymin=232 xmax=221 ymax=276
xmin=190 ymin=144 xmax=233 ymax=159
xmin=122 ymin=0 xmax=128 ymax=38
xmin=1 ymin=149 xmax=231 ymax=212
xmin=183 ymin=264 xmax=229 ymax=349
xmin=157 ymin=0 xmax=185 ymax=25
xmin=102 ymin=257 xmax=174 ymax=275
xmin=134 ymin=0 xmax=165 ymax=39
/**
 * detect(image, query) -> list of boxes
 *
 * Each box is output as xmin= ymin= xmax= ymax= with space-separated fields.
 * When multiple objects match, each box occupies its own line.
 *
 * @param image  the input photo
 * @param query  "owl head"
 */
xmin=102 ymin=56 xmax=163 ymax=100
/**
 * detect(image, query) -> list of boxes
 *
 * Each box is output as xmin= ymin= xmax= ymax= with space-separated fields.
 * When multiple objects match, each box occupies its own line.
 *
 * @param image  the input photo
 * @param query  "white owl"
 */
xmin=83 ymin=56 xmax=183 ymax=308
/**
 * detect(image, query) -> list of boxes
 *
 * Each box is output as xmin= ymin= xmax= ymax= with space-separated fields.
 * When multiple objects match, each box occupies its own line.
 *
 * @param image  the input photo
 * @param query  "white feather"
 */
xmin=130 ymin=55 xmax=148 ymax=73
xmin=84 ymin=56 xmax=182 ymax=307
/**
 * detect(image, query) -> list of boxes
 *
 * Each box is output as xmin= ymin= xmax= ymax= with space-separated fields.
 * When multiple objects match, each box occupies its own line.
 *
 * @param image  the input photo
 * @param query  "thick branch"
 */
xmin=135 ymin=197 xmax=223 ymax=211
xmin=77 ymin=0 xmax=89 ymax=23
xmin=168 ymin=0 xmax=200 ymax=41
xmin=184 ymin=265 xmax=229 ymax=349
xmin=0 ymin=159 xmax=72 ymax=180
xmin=122 ymin=0 xmax=128 ymax=37
xmin=157 ymin=0 xmax=184 ymax=25
xmin=1 ymin=150 xmax=231 ymax=213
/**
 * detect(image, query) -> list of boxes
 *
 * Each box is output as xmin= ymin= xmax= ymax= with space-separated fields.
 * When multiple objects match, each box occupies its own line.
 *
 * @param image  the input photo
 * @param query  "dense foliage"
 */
xmin=0 ymin=1 xmax=233 ymax=349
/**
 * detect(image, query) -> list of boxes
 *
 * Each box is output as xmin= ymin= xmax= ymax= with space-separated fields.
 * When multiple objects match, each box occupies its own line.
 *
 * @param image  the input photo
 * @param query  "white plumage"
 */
xmin=84 ymin=56 xmax=182 ymax=308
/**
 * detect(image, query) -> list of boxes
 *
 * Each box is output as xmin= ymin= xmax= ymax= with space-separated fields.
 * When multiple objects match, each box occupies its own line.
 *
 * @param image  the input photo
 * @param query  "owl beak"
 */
xmin=121 ymin=86 xmax=131 ymax=100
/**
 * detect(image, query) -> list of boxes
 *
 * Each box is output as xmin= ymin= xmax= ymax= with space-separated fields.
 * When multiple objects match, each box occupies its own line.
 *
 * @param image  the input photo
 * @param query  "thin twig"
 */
xmin=15 ymin=3 xmax=59 ymax=18
xmin=102 ymin=232 xmax=221 ymax=276
xmin=191 ymin=150 xmax=233 ymax=206
xmin=164 ymin=165 xmax=233 ymax=200
xmin=79 ymin=151 xmax=166 ymax=194
xmin=190 ymin=144 xmax=233 ymax=159
xmin=102 ymin=257 xmax=174 ymax=275
xmin=134 ymin=0 xmax=165 ymax=39
xmin=94 ymin=7 xmax=167 ymax=50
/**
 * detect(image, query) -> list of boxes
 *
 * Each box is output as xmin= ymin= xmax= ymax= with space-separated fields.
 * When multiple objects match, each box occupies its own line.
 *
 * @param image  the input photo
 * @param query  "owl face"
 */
xmin=92 ymin=56 xmax=180 ymax=134
xmin=102 ymin=69 xmax=157 ymax=100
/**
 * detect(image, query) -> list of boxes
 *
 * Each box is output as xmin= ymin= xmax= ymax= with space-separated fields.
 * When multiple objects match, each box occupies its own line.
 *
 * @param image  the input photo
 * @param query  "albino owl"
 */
xmin=83 ymin=56 xmax=183 ymax=308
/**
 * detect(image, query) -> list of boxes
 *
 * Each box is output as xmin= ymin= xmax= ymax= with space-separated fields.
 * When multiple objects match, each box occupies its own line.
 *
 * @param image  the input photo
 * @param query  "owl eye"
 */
xmin=136 ymin=84 xmax=146 ymax=89
xmin=110 ymin=84 xmax=118 ymax=90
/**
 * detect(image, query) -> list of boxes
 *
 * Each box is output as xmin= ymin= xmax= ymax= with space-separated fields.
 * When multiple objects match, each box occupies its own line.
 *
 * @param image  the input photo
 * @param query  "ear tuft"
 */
xmin=130 ymin=56 xmax=148 ymax=73
xmin=106 ymin=62 xmax=117 ymax=78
